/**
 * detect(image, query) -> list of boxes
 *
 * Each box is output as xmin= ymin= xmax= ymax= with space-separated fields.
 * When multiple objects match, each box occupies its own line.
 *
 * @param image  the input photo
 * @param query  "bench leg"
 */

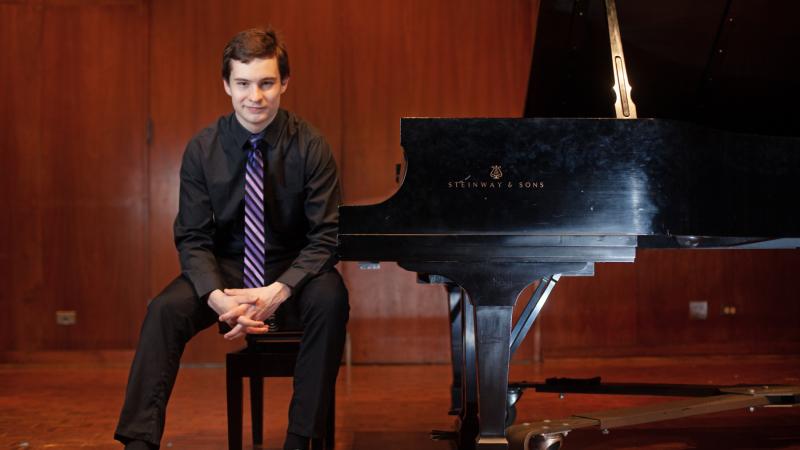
xmin=226 ymin=360 xmax=243 ymax=450
xmin=250 ymin=376 xmax=263 ymax=445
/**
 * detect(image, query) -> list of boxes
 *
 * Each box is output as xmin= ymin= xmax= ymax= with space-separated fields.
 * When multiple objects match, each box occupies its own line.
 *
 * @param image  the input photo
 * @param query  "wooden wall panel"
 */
xmin=0 ymin=2 xmax=44 ymax=353
xmin=540 ymin=250 xmax=800 ymax=357
xmin=339 ymin=0 xmax=538 ymax=363
xmin=539 ymin=262 xmax=639 ymax=355
xmin=635 ymin=249 xmax=800 ymax=354
xmin=41 ymin=0 xmax=149 ymax=349
xmin=1 ymin=0 xmax=148 ymax=352
xmin=148 ymin=0 xmax=344 ymax=362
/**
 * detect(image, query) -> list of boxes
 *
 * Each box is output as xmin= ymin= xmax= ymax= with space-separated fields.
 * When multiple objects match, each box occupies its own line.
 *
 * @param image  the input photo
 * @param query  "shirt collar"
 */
xmin=229 ymin=109 xmax=287 ymax=151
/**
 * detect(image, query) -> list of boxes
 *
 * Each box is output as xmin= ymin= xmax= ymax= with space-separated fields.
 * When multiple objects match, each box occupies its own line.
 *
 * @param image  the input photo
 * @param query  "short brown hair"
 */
xmin=222 ymin=27 xmax=290 ymax=82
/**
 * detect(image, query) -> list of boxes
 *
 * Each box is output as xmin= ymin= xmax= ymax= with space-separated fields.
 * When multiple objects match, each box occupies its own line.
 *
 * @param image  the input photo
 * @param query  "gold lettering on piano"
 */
xmin=446 ymin=180 xmax=544 ymax=189
xmin=447 ymin=165 xmax=544 ymax=190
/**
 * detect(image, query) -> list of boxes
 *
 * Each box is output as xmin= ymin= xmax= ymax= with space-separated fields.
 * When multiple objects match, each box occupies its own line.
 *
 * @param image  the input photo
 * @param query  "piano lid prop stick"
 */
xmin=604 ymin=0 xmax=638 ymax=119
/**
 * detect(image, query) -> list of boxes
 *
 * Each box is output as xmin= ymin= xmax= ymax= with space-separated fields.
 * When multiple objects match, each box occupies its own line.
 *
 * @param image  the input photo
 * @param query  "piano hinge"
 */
xmin=604 ymin=0 xmax=637 ymax=119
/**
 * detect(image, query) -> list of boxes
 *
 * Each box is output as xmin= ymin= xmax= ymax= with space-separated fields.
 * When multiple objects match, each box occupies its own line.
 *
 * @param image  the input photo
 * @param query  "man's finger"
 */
xmin=224 ymin=288 xmax=246 ymax=296
xmin=224 ymin=332 xmax=244 ymax=340
xmin=219 ymin=308 xmax=241 ymax=322
xmin=224 ymin=294 xmax=253 ymax=304
xmin=237 ymin=295 xmax=258 ymax=304
xmin=249 ymin=305 xmax=278 ymax=322
xmin=246 ymin=325 xmax=270 ymax=334
xmin=219 ymin=305 xmax=248 ymax=322
xmin=224 ymin=324 xmax=246 ymax=340
xmin=237 ymin=315 xmax=265 ymax=328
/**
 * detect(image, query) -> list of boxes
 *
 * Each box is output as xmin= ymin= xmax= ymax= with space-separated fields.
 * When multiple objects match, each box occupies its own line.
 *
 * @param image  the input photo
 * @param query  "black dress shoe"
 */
xmin=283 ymin=431 xmax=309 ymax=450
xmin=125 ymin=440 xmax=157 ymax=450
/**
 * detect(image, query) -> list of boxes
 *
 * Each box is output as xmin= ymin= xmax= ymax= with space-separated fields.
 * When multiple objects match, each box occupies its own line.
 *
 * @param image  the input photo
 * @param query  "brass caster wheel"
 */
xmin=529 ymin=433 xmax=565 ymax=450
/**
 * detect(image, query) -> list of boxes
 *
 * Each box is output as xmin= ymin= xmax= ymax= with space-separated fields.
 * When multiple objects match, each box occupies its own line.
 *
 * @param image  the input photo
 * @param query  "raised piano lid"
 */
xmin=525 ymin=0 xmax=800 ymax=136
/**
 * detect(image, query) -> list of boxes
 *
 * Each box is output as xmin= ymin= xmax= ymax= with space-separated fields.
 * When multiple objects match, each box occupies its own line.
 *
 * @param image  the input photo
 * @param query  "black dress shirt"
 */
xmin=174 ymin=109 xmax=341 ymax=299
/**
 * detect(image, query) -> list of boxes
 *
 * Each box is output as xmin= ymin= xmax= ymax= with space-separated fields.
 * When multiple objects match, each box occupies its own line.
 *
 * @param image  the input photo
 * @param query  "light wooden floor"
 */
xmin=1 ymin=355 xmax=799 ymax=449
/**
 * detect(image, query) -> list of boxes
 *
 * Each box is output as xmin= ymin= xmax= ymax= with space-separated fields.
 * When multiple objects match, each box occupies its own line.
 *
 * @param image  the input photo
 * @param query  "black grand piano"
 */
xmin=338 ymin=1 xmax=800 ymax=449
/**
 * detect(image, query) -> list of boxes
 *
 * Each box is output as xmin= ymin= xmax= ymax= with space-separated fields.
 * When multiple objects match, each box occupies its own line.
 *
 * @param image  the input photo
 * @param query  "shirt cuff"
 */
xmin=188 ymin=271 xmax=226 ymax=301
xmin=276 ymin=267 xmax=309 ymax=292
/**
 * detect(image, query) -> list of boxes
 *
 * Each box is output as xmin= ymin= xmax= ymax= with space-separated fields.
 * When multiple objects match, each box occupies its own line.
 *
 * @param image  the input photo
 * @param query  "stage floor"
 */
xmin=1 ymin=354 xmax=798 ymax=449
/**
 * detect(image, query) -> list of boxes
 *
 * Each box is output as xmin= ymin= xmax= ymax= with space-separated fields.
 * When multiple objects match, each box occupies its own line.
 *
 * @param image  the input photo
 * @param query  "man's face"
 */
xmin=223 ymin=56 xmax=288 ymax=133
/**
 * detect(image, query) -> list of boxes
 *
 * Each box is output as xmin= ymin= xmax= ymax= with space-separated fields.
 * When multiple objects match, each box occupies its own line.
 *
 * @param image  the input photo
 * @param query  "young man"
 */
xmin=115 ymin=28 xmax=349 ymax=450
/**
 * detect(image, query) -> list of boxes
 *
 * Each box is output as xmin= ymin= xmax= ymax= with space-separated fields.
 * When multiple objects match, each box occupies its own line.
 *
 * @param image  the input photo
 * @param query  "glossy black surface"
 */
xmin=338 ymin=118 xmax=800 ymax=262
xmin=525 ymin=0 xmax=800 ymax=136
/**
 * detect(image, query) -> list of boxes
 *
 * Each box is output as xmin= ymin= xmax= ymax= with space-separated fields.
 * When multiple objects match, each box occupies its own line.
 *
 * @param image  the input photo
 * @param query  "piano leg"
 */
xmin=436 ymin=284 xmax=479 ymax=449
xmin=447 ymin=284 xmax=464 ymax=415
xmin=473 ymin=304 xmax=515 ymax=449
xmin=400 ymin=261 xmax=592 ymax=450
xmin=459 ymin=289 xmax=479 ymax=450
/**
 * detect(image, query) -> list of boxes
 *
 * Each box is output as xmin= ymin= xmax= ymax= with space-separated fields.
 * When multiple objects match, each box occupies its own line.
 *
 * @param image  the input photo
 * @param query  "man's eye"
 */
xmin=237 ymin=82 xmax=248 ymax=87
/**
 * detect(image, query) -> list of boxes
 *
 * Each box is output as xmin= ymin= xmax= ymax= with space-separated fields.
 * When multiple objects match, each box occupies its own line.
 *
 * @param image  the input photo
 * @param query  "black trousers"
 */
xmin=114 ymin=257 xmax=349 ymax=447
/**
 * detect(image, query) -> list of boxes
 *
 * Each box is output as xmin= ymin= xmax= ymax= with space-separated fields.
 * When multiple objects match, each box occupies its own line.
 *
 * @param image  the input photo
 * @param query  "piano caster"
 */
xmin=529 ymin=433 xmax=565 ymax=450
xmin=506 ymin=405 xmax=517 ymax=428
xmin=506 ymin=386 xmax=524 ymax=427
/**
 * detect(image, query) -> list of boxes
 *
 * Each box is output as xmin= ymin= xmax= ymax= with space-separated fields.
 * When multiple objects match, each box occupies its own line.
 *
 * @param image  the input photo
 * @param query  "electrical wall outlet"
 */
xmin=56 ymin=310 xmax=77 ymax=326
xmin=689 ymin=301 xmax=708 ymax=320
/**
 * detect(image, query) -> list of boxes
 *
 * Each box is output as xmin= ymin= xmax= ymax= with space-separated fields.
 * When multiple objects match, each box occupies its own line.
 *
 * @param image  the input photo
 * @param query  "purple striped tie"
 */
xmin=244 ymin=135 xmax=277 ymax=330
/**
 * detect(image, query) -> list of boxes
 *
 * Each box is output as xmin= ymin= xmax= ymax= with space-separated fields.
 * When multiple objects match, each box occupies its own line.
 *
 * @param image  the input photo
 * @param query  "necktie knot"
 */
xmin=248 ymin=135 xmax=264 ymax=166
xmin=249 ymin=133 xmax=263 ymax=150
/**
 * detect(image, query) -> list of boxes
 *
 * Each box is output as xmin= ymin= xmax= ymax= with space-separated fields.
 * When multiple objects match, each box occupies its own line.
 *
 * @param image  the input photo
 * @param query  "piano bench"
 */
xmin=225 ymin=331 xmax=335 ymax=450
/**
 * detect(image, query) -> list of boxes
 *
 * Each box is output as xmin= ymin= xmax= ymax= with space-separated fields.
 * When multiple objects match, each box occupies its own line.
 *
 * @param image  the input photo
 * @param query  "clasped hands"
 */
xmin=207 ymin=281 xmax=292 ymax=340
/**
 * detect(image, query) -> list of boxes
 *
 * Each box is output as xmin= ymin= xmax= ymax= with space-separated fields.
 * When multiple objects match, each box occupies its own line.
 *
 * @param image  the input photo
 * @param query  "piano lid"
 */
xmin=525 ymin=0 xmax=800 ymax=136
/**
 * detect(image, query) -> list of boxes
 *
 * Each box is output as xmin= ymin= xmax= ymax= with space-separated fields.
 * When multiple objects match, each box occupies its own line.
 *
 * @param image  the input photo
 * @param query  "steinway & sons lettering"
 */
xmin=447 ymin=180 xmax=545 ymax=189
xmin=446 ymin=165 xmax=544 ymax=191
